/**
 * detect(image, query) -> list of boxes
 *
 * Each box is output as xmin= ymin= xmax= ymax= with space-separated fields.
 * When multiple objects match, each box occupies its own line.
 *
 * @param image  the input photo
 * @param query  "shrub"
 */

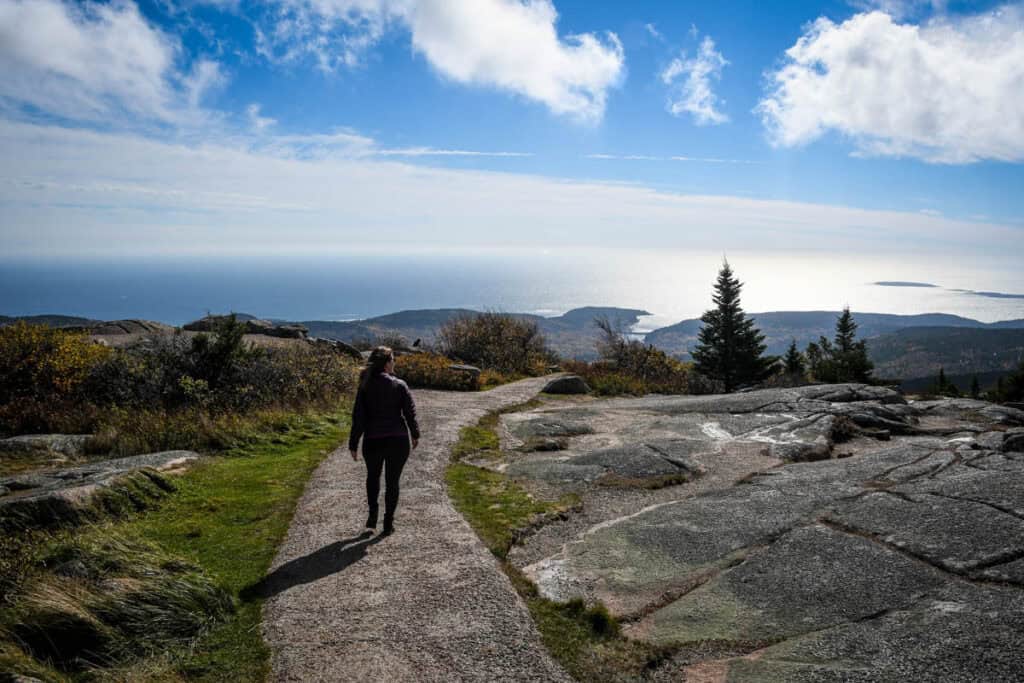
xmin=394 ymin=352 xmax=479 ymax=391
xmin=0 ymin=322 xmax=112 ymax=402
xmin=0 ymin=319 xmax=359 ymax=442
xmin=577 ymin=317 xmax=691 ymax=395
xmin=437 ymin=312 xmax=553 ymax=376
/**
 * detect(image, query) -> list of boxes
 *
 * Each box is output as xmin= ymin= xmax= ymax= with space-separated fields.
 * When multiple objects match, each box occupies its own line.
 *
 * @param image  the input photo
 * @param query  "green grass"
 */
xmin=445 ymin=404 xmax=671 ymax=681
xmin=121 ymin=410 xmax=349 ymax=681
xmin=445 ymin=463 xmax=576 ymax=558
xmin=0 ymin=408 xmax=349 ymax=681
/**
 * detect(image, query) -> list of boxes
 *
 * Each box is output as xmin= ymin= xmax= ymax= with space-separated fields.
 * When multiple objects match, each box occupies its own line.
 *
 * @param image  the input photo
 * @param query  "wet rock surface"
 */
xmin=497 ymin=385 xmax=1024 ymax=680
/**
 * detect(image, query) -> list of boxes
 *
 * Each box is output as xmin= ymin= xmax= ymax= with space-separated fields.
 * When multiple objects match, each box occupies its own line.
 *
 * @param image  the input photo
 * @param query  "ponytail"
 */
xmin=359 ymin=346 xmax=394 ymax=391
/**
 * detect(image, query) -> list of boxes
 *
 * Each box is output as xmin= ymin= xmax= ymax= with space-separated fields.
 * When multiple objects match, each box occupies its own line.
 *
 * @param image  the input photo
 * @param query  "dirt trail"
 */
xmin=262 ymin=376 xmax=570 ymax=682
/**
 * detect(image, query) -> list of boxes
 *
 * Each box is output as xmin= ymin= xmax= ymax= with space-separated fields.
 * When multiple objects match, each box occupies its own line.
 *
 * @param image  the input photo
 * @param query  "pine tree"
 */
xmin=692 ymin=261 xmax=771 ymax=392
xmin=810 ymin=307 xmax=873 ymax=383
xmin=932 ymin=367 xmax=960 ymax=397
xmin=783 ymin=339 xmax=805 ymax=376
xmin=970 ymin=375 xmax=980 ymax=398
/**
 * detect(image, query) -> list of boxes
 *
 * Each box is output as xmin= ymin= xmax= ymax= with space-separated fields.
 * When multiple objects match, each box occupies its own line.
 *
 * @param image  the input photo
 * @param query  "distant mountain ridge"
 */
xmin=5 ymin=308 xmax=1024 ymax=379
xmin=299 ymin=306 xmax=650 ymax=359
xmin=644 ymin=311 xmax=1024 ymax=360
xmin=869 ymin=326 xmax=1024 ymax=380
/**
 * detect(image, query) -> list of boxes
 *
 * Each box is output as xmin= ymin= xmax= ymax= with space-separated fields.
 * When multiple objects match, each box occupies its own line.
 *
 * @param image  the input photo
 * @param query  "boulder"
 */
xmin=309 ymin=337 xmax=363 ymax=360
xmin=542 ymin=375 xmax=591 ymax=395
xmin=1003 ymin=428 xmax=1024 ymax=453
xmin=0 ymin=434 xmax=90 ymax=458
xmin=448 ymin=364 xmax=481 ymax=379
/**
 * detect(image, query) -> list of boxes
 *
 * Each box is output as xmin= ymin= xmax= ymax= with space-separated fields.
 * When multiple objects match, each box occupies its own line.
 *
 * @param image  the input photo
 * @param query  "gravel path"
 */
xmin=262 ymin=377 xmax=571 ymax=682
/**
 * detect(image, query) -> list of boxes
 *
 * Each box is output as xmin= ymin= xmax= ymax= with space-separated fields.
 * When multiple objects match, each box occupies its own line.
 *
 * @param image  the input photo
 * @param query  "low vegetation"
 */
xmin=561 ymin=316 xmax=693 ymax=396
xmin=0 ymin=316 xmax=358 ymax=456
xmin=1 ymin=411 xmax=348 ymax=681
xmin=445 ymin=404 xmax=671 ymax=681
xmin=394 ymin=351 xmax=481 ymax=391
xmin=437 ymin=311 xmax=555 ymax=376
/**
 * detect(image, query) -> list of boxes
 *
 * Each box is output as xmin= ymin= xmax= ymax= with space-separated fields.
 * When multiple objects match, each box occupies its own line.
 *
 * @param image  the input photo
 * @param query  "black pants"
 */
xmin=363 ymin=436 xmax=410 ymax=524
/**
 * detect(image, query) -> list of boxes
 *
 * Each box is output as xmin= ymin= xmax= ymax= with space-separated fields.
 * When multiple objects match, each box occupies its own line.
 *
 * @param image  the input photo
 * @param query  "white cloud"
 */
xmin=246 ymin=103 xmax=276 ymax=131
xmin=372 ymin=147 xmax=532 ymax=157
xmin=0 ymin=0 xmax=221 ymax=126
xmin=758 ymin=7 xmax=1024 ymax=163
xmin=660 ymin=36 xmax=729 ymax=125
xmin=258 ymin=0 xmax=624 ymax=122
xmin=585 ymin=153 xmax=760 ymax=164
xmin=2 ymin=120 xmax=1020 ymax=261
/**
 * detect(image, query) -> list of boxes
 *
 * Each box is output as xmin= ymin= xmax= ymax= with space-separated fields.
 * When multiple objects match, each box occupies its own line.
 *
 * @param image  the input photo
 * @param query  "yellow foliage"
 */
xmin=0 ymin=322 xmax=110 ymax=401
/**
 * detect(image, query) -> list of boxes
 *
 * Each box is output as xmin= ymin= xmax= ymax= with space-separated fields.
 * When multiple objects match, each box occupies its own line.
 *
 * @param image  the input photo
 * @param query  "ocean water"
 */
xmin=1 ymin=248 xmax=1022 ymax=329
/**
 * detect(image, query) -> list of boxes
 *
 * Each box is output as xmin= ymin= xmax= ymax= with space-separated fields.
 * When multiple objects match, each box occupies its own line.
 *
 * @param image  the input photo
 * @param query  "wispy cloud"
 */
xmin=585 ymin=153 xmax=761 ymax=164
xmin=3 ymin=120 xmax=1020 ymax=261
xmin=660 ymin=35 xmax=729 ymax=125
xmin=0 ymin=0 xmax=223 ymax=128
xmin=372 ymin=148 xmax=533 ymax=158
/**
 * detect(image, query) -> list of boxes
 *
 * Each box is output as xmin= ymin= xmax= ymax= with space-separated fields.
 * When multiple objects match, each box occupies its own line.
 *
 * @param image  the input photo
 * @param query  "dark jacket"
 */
xmin=349 ymin=373 xmax=420 ymax=451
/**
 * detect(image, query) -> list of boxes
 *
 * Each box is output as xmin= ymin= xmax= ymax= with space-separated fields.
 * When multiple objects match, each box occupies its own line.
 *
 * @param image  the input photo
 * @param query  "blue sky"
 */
xmin=1 ymin=0 xmax=1023 ymax=260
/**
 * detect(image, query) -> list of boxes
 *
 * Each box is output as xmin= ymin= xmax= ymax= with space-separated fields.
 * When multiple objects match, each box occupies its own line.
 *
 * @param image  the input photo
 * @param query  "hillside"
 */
xmin=644 ymin=310 xmax=1020 ymax=359
xmin=869 ymin=326 xmax=1024 ymax=380
xmin=0 ymin=314 xmax=98 ymax=327
xmin=300 ymin=306 xmax=649 ymax=359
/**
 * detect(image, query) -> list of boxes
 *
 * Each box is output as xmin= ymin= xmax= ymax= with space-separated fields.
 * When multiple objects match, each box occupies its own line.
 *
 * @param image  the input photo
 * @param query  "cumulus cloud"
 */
xmin=258 ymin=0 xmax=624 ymax=122
xmin=758 ymin=6 xmax=1024 ymax=163
xmin=660 ymin=36 xmax=729 ymax=125
xmin=0 ymin=0 xmax=221 ymax=126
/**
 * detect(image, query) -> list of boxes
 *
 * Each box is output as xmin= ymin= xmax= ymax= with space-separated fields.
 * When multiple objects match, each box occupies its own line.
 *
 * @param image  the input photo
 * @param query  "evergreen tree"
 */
xmin=970 ymin=375 xmax=980 ymax=399
xmin=692 ymin=261 xmax=771 ymax=392
xmin=931 ymin=367 xmax=960 ymax=397
xmin=783 ymin=339 xmax=805 ymax=376
xmin=808 ymin=308 xmax=873 ymax=383
xmin=1002 ymin=362 xmax=1024 ymax=402
xmin=804 ymin=341 xmax=823 ymax=378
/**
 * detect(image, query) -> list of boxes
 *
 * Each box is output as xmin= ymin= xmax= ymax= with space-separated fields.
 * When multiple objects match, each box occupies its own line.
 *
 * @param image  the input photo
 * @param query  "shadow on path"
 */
xmin=242 ymin=532 xmax=382 ymax=601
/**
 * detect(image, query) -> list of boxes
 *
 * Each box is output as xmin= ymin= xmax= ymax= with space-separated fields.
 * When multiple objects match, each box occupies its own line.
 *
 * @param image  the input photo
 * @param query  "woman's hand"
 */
xmin=350 ymin=449 xmax=359 ymax=461
xmin=412 ymin=438 xmax=419 ymax=450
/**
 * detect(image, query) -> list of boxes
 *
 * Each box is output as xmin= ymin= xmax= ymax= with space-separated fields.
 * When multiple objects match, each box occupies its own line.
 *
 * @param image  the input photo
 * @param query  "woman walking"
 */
xmin=349 ymin=346 xmax=420 ymax=536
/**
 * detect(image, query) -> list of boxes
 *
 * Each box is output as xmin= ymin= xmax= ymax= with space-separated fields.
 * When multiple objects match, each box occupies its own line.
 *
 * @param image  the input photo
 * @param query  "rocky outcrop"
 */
xmin=0 ymin=451 xmax=199 ymax=529
xmin=497 ymin=384 xmax=1024 ymax=680
xmin=62 ymin=319 xmax=174 ymax=336
xmin=308 ymin=336 xmax=363 ymax=360
xmin=184 ymin=315 xmax=308 ymax=339
xmin=542 ymin=375 xmax=591 ymax=395
xmin=0 ymin=434 xmax=90 ymax=458
xmin=448 ymin=363 xmax=481 ymax=380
